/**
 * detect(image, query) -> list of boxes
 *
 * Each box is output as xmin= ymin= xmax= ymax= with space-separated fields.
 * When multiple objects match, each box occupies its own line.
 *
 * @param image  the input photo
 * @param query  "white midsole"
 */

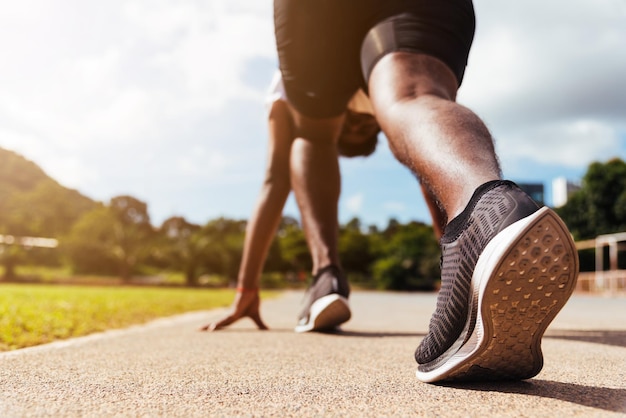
xmin=416 ymin=207 xmax=550 ymax=382
xmin=295 ymin=294 xmax=350 ymax=333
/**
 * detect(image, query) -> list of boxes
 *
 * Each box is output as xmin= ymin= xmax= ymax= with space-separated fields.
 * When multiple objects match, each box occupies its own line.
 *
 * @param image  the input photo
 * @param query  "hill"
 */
xmin=0 ymin=147 xmax=99 ymax=238
xmin=0 ymin=148 xmax=50 ymax=196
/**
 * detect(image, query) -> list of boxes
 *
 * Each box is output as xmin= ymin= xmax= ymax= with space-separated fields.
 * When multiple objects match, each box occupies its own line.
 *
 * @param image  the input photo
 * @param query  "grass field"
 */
xmin=0 ymin=284 xmax=277 ymax=352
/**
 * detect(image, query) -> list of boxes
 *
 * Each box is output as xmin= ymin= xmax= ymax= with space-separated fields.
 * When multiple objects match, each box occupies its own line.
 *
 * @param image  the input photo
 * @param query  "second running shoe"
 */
xmin=416 ymin=180 xmax=579 ymax=383
xmin=295 ymin=265 xmax=351 ymax=333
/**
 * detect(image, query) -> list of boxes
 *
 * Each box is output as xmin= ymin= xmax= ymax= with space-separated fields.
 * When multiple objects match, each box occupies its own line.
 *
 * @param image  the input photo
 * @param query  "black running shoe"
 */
xmin=416 ymin=180 xmax=579 ymax=383
xmin=295 ymin=265 xmax=351 ymax=333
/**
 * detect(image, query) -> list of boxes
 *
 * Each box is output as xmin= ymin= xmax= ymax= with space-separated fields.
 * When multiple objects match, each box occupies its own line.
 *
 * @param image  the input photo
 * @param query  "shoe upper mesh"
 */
xmin=415 ymin=182 xmax=539 ymax=364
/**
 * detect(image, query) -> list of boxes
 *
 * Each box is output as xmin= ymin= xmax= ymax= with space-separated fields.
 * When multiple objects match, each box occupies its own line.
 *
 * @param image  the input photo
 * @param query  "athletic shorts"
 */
xmin=274 ymin=0 xmax=476 ymax=118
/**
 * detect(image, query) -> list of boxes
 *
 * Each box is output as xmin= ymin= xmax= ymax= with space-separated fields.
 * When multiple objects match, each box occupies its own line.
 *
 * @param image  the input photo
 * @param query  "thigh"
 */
xmin=274 ymin=0 xmax=362 ymax=119
xmin=361 ymin=0 xmax=476 ymax=87
xmin=273 ymin=0 xmax=475 ymax=117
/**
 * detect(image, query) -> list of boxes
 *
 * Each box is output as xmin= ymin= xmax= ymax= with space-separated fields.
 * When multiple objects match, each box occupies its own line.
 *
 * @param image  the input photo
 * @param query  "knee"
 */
xmin=369 ymin=52 xmax=458 ymax=108
xmin=289 ymin=107 xmax=345 ymax=146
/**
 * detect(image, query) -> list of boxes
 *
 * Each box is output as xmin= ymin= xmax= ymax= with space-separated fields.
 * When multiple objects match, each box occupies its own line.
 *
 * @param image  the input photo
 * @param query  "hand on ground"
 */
xmin=199 ymin=290 xmax=268 ymax=331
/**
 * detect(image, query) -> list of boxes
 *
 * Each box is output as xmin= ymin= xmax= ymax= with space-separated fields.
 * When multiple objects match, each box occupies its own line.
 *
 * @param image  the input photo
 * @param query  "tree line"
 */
xmin=0 ymin=147 xmax=441 ymax=289
xmin=555 ymin=157 xmax=626 ymax=272
xmin=1 ymin=147 xmax=625 ymax=287
xmin=2 ymin=194 xmax=440 ymax=290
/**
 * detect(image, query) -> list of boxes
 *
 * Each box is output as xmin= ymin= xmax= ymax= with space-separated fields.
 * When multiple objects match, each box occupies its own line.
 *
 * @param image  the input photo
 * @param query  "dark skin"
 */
xmin=199 ymin=100 xmax=382 ymax=332
xmin=198 ymin=289 xmax=267 ymax=331
xmin=199 ymin=90 xmax=445 ymax=331
xmin=369 ymin=53 xmax=501 ymax=220
xmin=264 ymin=53 xmax=499 ymax=331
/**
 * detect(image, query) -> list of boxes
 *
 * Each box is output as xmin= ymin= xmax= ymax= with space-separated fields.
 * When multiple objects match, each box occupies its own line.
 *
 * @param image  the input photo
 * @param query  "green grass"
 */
xmin=0 ymin=284 xmax=278 ymax=352
xmin=8 ymin=265 xmax=187 ymax=286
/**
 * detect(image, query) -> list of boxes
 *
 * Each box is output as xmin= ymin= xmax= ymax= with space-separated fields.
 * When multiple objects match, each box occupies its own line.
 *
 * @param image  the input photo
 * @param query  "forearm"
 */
xmin=237 ymin=178 xmax=291 ymax=289
xmin=237 ymin=100 xmax=294 ymax=289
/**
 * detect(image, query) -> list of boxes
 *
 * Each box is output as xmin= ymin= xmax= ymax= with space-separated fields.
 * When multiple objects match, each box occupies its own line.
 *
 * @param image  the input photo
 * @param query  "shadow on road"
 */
xmin=205 ymin=328 xmax=626 ymax=347
xmin=320 ymin=327 xmax=626 ymax=347
xmin=333 ymin=330 xmax=425 ymax=338
xmin=200 ymin=328 xmax=423 ymax=338
xmin=546 ymin=329 xmax=626 ymax=348
xmin=442 ymin=379 xmax=626 ymax=414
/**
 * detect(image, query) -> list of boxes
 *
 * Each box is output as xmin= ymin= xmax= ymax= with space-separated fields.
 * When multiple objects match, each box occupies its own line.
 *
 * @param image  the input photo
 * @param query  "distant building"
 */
xmin=552 ymin=177 xmax=581 ymax=208
xmin=518 ymin=183 xmax=545 ymax=206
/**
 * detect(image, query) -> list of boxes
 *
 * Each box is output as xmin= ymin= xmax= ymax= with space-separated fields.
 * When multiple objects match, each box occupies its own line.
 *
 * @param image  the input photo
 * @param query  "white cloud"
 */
xmin=344 ymin=193 xmax=364 ymax=214
xmin=457 ymin=0 xmax=626 ymax=173
xmin=44 ymin=157 xmax=101 ymax=190
xmin=382 ymin=201 xmax=407 ymax=213
xmin=175 ymin=146 xmax=232 ymax=180
xmin=497 ymin=119 xmax=623 ymax=168
xmin=0 ymin=0 xmax=624 ymax=227
xmin=119 ymin=0 xmax=275 ymax=103
xmin=0 ymin=1 xmax=275 ymax=205
xmin=474 ymin=1 xmax=624 ymax=137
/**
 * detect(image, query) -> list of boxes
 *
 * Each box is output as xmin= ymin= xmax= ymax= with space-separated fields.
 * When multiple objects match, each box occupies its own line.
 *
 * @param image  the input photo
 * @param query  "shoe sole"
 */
xmin=417 ymin=207 xmax=579 ymax=382
xmin=295 ymin=294 xmax=351 ymax=333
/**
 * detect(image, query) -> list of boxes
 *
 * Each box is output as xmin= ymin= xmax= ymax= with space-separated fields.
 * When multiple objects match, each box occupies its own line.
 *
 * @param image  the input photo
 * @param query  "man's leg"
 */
xmin=370 ymin=52 xmax=578 ymax=382
xmin=287 ymin=108 xmax=352 ymax=332
xmin=288 ymin=111 xmax=344 ymax=273
xmin=370 ymin=52 xmax=500 ymax=223
xmin=420 ymin=182 xmax=444 ymax=239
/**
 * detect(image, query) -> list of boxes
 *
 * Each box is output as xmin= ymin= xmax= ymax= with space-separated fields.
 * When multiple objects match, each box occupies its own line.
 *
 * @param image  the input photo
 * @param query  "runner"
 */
xmin=273 ymin=0 xmax=579 ymax=382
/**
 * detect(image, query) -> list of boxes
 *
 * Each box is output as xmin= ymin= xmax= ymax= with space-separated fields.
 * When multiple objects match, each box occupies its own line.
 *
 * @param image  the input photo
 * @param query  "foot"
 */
xmin=295 ymin=265 xmax=351 ymax=333
xmin=416 ymin=181 xmax=579 ymax=383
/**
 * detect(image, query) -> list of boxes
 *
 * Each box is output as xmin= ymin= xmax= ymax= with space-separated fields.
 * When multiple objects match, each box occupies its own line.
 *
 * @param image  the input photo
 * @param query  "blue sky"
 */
xmin=1 ymin=0 xmax=625 ymax=229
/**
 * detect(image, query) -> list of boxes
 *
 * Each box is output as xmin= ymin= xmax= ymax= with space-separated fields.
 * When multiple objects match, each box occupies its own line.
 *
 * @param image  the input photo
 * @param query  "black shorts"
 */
xmin=274 ymin=0 xmax=475 ymax=118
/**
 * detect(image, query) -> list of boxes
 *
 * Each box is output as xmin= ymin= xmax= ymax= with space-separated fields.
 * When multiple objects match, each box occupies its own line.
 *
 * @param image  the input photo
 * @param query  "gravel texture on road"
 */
xmin=1 ymin=291 xmax=624 ymax=417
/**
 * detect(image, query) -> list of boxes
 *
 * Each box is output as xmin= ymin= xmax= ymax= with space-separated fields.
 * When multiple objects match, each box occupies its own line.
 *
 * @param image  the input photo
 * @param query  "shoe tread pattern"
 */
xmin=450 ymin=209 xmax=578 ymax=381
xmin=417 ymin=185 xmax=537 ymax=364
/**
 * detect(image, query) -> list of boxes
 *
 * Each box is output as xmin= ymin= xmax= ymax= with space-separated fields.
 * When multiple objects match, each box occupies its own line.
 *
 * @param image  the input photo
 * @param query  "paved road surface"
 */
xmin=1 ymin=291 xmax=625 ymax=417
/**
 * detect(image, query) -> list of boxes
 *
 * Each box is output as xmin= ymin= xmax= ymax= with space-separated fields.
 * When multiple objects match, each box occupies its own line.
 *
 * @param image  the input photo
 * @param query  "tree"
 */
xmin=65 ymin=196 xmax=154 ymax=281
xmin=200 ymin=217 xmax=247 ymax=282
xmin=338 ymin=217 xmax=376 ymax=286
xmin=371 ymin=221 xmax=440 ymax=290
xmin=64 ymin=206 xmax=120 ymax=276
xmin=109 ymin=196 xmax=154 ymax=281
xmin=0 ymin=245 xmax=23 ymax=280
xmin=557 ymin=158 xmax=626 ymax=239
xmin=277 ymin=216 xmax=311 ymax=274
xmin=158 ymin=216 xmax=206 ymax=287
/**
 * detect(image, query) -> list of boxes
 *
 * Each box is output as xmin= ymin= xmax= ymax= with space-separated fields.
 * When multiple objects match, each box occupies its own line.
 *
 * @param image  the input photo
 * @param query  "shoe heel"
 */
xmin=295 ymin=294 xmax=351 ymax=333
xmin=464 ymin=207 xmax=579 ymax=380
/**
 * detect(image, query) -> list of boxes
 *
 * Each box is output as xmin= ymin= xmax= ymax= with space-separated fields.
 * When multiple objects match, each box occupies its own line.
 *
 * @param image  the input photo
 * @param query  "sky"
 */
xmin=1 ymin=0 xmax=625 ymax=229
